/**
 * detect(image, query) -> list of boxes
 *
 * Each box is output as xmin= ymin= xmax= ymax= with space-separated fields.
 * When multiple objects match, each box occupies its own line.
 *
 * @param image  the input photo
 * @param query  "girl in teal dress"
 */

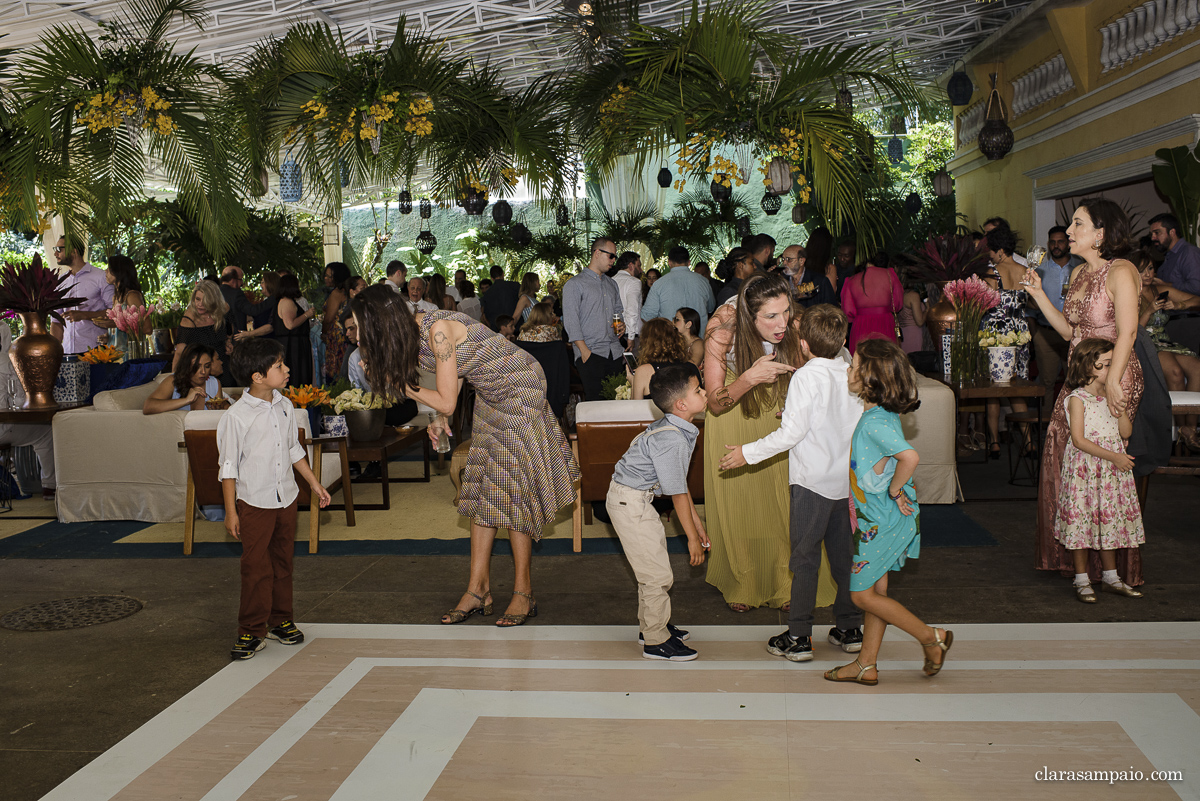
xmin=824 ymin=338 xmax=954 ymax=685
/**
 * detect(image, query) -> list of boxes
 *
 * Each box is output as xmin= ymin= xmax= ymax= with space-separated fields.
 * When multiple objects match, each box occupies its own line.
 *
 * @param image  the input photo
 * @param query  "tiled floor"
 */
xmin=41 ymin=623 xmax=1200 ymax=801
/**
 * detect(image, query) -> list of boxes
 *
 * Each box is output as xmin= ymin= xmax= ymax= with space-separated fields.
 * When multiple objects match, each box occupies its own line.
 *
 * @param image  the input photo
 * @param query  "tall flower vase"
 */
xmin=10 ymin=312 xmax=63 ymax=410
xmin=123 ymin=333 xmax=152 ymax=361
xmin=949 ymin=319 xmax=984 ymax=384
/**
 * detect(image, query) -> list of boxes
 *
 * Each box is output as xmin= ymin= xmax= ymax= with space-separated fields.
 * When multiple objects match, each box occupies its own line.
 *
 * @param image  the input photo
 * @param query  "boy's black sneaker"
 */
xmin=766 ymin=631 xmax=813 ymax=662
xmin=638 ymin=623 xmax=690 ymax=643
xmin=230 ymin=634 xmax=265 ymax=660
xmin=642 ymin=635 xmax=698 ymax=661
xmin=267 ymin=620 xmax=305 ymax=645
xmin=828 ymin=626 xmax=864 ymax=653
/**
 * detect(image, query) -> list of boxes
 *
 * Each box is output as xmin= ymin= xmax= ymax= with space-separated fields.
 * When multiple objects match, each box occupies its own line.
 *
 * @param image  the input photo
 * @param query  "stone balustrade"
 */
xmin=1101 ymin=0 xmax=1200 ymax=73
xmin=1011 ymin=54 xmax=1076 ymax=115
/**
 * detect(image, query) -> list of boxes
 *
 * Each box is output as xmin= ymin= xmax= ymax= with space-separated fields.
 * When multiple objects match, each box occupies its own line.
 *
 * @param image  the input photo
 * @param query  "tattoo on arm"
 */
xmin=432 ymin=330 xmax=454 ymax=363
xmin=714 ymin=387 xmax=734 ymax=408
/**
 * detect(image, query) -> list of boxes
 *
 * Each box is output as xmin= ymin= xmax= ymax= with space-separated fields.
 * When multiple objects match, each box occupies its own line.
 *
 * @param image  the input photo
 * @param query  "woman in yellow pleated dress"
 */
xmin=702 ymin=269 xmax=837 ymax=611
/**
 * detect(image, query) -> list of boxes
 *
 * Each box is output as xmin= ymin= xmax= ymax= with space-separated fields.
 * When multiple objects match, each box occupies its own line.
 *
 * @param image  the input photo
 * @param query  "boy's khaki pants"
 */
xmin=606 ymin=480 xmax=673 ymax=646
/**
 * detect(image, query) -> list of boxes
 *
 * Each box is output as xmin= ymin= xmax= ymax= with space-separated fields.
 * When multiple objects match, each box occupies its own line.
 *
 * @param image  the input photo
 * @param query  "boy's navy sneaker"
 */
xmin=638 ymin=623 xmax=690 ymax=644
xmin=766 ymin=631 xmax=813 ymax=662
xmin=642 ymin=635 xmax=698 ymax=661
xmin=230 ymin=634 xmax=265 ymax=660
xmin=828 ymin=626 xmax=863 ymax=653
xmin=268 ymin=620 xmax=305 ymax=645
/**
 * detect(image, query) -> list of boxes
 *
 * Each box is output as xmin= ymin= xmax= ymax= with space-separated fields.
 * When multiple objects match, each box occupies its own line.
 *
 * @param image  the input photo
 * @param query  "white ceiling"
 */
xmin=2 ymin=0 xmax=1033 ymax=85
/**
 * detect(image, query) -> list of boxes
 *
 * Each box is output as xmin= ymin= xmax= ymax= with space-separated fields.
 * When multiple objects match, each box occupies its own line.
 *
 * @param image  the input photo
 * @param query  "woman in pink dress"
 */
xmin=842 ymin=251 xmax=903 ymax=354
xmin=1024 ymin=199 xmax=1144 ymax=587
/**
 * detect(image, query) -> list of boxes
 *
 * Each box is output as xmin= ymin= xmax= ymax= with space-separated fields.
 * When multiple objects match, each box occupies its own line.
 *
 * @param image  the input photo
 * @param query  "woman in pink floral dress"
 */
xmin=1053 ymin=338 xmax=1144 ymax=603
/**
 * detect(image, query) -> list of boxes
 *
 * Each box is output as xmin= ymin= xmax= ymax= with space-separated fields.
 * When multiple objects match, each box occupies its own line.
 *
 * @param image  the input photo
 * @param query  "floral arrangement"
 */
xmin=148 ymin=301 xmax=184 ymax=330
xmin=979 ymin=327 xmax=1031 ymax=348
xmin=0 ymin=255 xmax=83 ymax=322
xmin=331 ymin=388 xmax=394 ymax=413
xmin=75 ymin=86 xmax=176 ymax=137
xmin=942 ymin=276 xmax=1000 ymax=383
xmin=283 ymin=385 xmax=332 ymax=409
xmin=942 ymin=275 xmax=1001 ymax=315
xmin=672 ymin=132 xmax=748 ymax=192
xmin=79 ymin=345 xmax=123 ymax=364
xmin=600 ymin=372 xmax=631 ymax=400
xmin=303 ymin=88 xmax=433 ymax=154
xmin=106 ymin=304 xmax=156 ymax=337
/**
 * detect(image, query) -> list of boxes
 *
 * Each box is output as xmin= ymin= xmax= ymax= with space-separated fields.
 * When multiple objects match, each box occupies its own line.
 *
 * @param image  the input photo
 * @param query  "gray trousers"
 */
xmin=788 ymin=484 xmax=861 ymax=637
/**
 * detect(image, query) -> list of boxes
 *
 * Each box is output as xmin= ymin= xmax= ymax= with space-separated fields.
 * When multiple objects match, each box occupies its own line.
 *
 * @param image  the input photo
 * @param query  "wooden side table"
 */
xmin=324 ymin=425 xmax=431 ymax=512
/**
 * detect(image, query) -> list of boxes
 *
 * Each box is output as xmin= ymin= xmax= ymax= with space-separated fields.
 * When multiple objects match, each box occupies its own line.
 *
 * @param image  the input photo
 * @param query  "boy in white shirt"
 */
xmin=218 ymin=338 xmax=330 ymax=660
xmin=720 ymin=304 xmax=864 ymax=661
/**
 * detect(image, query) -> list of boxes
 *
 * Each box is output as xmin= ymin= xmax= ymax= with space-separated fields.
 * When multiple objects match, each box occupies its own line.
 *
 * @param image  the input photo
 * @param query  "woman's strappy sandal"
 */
xmin=823 ymin=658 xmax=879 ymax=686
xmin=440 ymin=591 xmax=492 ymax=624
xmin=496 ymin=590 xmax=537 ymax=627
xmin=921 ymin=628 xmax=954 ymax=676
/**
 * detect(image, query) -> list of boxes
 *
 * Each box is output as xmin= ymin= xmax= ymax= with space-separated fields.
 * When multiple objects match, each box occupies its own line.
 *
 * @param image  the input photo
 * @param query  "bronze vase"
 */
xmin=9 ymin=312 xmax=63 ymax=410
xmin=926 ymin=283 xmax=958 ymax=343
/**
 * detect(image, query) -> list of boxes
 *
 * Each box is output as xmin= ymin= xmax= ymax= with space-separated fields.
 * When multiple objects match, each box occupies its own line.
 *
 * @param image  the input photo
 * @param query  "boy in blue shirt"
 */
xmin=606 ymin=363 xmax=711 ymax=661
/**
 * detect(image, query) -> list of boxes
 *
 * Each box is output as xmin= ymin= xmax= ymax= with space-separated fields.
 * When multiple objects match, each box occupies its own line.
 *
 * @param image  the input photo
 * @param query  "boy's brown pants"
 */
xmin=237 ymin=499 xmax=298 ymax=637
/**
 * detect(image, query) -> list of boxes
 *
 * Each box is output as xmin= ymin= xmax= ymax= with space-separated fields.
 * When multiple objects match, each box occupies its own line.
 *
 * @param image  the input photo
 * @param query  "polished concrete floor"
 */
xmin=2 ymin=460 xmax=1198 ymax=801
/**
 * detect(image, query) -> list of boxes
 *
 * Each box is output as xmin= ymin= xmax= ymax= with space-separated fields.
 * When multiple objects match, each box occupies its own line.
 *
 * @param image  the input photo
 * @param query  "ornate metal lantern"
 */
xmin=947 ymin=59 xmax=974 ymax=106
xmin=710 ymin=177 xmax=732 ymax=203
xmin=978 ymin=73 xmax=1014 ymax=161
xmin=904 ymin=192 xmax=923 ymax=214
xmin=888 ymin=135 xmax=904 ymax=164
xmin=760 ymin=192 xmax=782 ymax=216
xmin=279 ymin=155 xmax=302 ymax=202
xmin=792 ymin=204 xmax=808 ymax=225
xmin=657 ymin=167 xmax=672 ymax=188
xmin=511 ymin=222 xmax=532 ymax=248
xmin=463 ymin=190 xmax=487 ymax=216
xmin=398 ymin=189 xmax=413 ymax=214
xmin=932 ymin=169 xmax=953 ymax=198
xmin=735 ymin=216 xmax=752 ymax=239
xmin=766 ymin=156 xmax=792 ymax=196
xmin=555 ymin=202 xmax=571 ymax=226
xmin=419 ymin=197 xmax=432 ymax=219
xmin=415 ymin=227 xmax=437 ymax=255
xmin=492 ymin=199 xmax=513 ymax=226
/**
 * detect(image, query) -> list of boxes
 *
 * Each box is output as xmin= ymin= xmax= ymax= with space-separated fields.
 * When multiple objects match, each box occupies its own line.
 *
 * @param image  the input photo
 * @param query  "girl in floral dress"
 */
xmin=1053 ymin=338 xmax=1145 ymax=603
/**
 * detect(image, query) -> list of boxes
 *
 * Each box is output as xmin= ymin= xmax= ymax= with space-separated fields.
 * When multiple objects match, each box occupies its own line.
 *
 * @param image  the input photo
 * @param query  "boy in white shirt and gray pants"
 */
xmin=720 ymin=304 xmax=864 ymax=661
xmin=218 ymin=338 xmax=330 ymax=660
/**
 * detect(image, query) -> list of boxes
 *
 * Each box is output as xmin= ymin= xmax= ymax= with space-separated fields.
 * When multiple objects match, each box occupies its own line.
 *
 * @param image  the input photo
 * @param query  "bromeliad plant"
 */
xmin=0 ymin=255 xmax=83 ymax=324
xmin=904 ymin=233 xmax=990 ymax=283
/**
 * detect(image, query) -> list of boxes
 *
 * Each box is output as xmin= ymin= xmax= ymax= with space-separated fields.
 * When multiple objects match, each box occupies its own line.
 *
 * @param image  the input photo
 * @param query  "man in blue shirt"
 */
xmin=1150 ymin=213 xmax=1200 ymax=294
xmin=641 ymin=246 xmax=716 ymax=335
xmin=563 ymin=238 xmax=626 ymax=401
xmin=1030 ymin=226 xmax=1082 ymax=405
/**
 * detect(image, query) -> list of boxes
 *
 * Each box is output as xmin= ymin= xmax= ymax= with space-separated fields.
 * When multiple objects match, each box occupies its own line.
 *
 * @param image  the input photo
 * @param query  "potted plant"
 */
xmin=147 ymin=301 xmax=185 ymax=354
xmin=331 ymin=388 xmax=394 ymax=442
xmin=941 ymin=276 xmax=1000 ymax=383
xmin=980 ymin=327 xmax=1031 ymax=384
xmin=0 ymin=255 xmax=82 ymax=409
xmin=903 ymin=233 xmax=990 ymax=343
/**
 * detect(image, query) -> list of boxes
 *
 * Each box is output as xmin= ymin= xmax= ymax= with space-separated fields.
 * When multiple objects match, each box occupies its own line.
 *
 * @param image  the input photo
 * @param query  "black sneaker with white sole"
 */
xmin=268 ymin=620 xmax=305 ymax=645
xmin=230 ymin=634 xmax=265 ymax=660
xmin=638 ymin=623 xmax=690 ymax=644
xmin=766 ymin=631 xmax=813 ymax=662
xmin=827 ymin=626 xmax=863 ymax=653
xmin=642 ymin=635 xmax=698 ymax=661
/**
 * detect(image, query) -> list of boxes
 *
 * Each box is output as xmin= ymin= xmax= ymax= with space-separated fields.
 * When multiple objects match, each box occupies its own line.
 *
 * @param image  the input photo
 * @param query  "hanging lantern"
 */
xmin=766 ymin=157 xmax=792 ymax=196
xmin=279 ymin=155 xmax=302 ymax=202
xmin=792 ymin=204 xmax=809 ymax=225
xmin=947 ymin=59 xmax=974 ymax=106
xmin=511 ymin=222 xmax=532 ymax=247
xmin=932 ymin=169 xmax=953 ymax=198
xmin=415 ymin=228 xmax=437 ymax=255
xmin=978 ymin=73 xmax=1014 ymax=161
xmin=710 ymin=176 xmax=732 ymax=203
xmin=760 ymin=192 xmax=782 ymax=216
xmin=736 ymin=216 xmax=752 ymax=239
xmin=463 ymin=190 xmax=487 ymax=216
xmin=836 ymin=82 xmax=853 ymax=114
xmin=888 ymin=135 xmax=904 ymax=165
xmin=904 ymin=192 xmax=923 ymax=214
xmin=398 ymin=189 xmax=413 ymax=214
xmin=555 ymin=202 xmax=571 ymax=226
xmin=657 ymin=167 xmax=672 ymax=188
xmin=492 ymin=198 xmax=513 ymax=226
xmin=419 ymin=197 xmax=432 ymax=219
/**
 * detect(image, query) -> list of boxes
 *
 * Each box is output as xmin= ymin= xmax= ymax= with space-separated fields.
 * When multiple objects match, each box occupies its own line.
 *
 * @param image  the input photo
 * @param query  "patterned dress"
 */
xmin=418 ymin=310 xmax=579 ymax=535
xmin=1037 ymin=260 xmax=1144 ymax=584
xmin=1053 ymin=389 xmax=1145 ymax=551
xmin=322 ymin=298 xmax=351 ymax=383
xmin=848 ymin=406 xmax=920 ymax=591
xmin=981 ymin=274 xmax=1030 ymax=378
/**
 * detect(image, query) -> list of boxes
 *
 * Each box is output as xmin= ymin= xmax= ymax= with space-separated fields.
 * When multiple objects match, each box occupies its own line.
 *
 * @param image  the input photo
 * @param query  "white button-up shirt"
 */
xmin=217 ymin=390 xmax=307 ymax=509
xmin=613 ymin=269 xmax=643 ymax=338
xmin=740 ymin=357 xmax=864 ymax=500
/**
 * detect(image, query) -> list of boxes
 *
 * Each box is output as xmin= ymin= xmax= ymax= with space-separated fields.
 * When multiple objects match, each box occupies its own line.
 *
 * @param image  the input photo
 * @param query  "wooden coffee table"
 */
xmin=324 ymin=425 xmax=431 ymax=511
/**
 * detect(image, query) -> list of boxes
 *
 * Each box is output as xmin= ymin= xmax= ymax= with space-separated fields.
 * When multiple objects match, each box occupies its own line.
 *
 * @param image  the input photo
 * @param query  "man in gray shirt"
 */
xmin=563 ymin=237 xmax=626 ymax=400
xmin=641 ymin=246 xmax=716 ymax=334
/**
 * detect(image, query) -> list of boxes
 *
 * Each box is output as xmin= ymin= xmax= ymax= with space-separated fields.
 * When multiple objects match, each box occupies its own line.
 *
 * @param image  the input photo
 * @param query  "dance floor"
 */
xmin=40 ymin=622 xmax=1199 ymax=801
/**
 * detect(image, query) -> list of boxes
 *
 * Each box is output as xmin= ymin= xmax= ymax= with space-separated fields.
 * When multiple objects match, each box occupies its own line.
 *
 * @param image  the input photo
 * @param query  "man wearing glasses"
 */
xmin=50 ymin=237 xmax=113 ymax=355
xmin=778 ymin=244 xmax=836 ymax=309
xmin=563 ymin=238 xmax=626 ymax=401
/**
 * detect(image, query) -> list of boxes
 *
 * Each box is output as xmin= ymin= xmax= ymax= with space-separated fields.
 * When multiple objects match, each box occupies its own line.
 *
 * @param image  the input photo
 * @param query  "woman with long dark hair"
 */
xmin=98 ymin=254 xmax=146 ymax=350
xmin=349 ymin=285 xmax=579 ymax=626
xmin=143 ymin=343 xmax=229 ymax=413
xmin=241 ymin=273 xmax=315 ymax=386
xmin=321 ymin=261 xmax=353 ymax=383
xmin=841 ymin=250 xmax=903 ymax=355
xmin=426 ymin=273 xmax=457 ymax=312
xmin=703 ymin=271 xmax=837 ymax=612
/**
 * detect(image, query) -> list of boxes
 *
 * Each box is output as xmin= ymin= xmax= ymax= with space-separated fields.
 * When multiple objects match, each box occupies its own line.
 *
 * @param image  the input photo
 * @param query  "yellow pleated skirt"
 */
xmin=702 ymin=385 xmax=837 ymax=609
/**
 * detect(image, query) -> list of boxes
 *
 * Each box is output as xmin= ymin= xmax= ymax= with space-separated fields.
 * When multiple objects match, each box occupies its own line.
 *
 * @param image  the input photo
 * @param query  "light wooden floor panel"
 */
xmin=40 ymin=623 xmax=1200 ymax=801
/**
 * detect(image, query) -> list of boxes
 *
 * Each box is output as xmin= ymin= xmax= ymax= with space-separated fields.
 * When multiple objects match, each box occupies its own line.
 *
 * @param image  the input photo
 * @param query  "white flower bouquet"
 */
xmin=331 ymin=388 xmax=394 ymax=413
xmin=978 ymin=327 xmax=1031 ymax=348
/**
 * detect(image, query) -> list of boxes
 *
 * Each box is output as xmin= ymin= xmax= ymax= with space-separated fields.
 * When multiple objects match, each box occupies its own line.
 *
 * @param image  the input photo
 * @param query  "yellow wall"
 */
xmin=950 ymin=0 xmax=1200 ymax=240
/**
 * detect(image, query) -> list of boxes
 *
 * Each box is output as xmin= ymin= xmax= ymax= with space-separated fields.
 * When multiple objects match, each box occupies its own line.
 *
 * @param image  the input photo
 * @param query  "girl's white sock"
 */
xmin=1073 ymin=573 xmax=1091 ymax=587
xmin=1102 ymin=569 xmax=1121 ymax=585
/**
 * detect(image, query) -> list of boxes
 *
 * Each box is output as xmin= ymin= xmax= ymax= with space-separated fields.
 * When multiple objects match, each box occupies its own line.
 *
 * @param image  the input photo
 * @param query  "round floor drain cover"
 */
xmin=0 ymin=596 xmax=143 ymax=632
